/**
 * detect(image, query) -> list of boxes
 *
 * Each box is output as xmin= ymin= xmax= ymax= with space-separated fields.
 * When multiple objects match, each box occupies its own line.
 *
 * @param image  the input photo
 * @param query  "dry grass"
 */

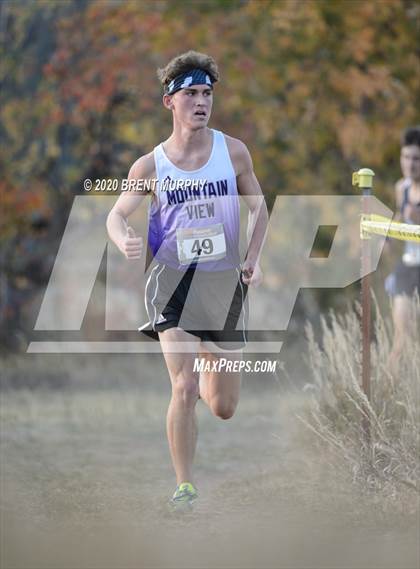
xmin=300 ymin=295 xmax=420 ymax=512
xmin=1 ymin=333 xmax=419 ymax=568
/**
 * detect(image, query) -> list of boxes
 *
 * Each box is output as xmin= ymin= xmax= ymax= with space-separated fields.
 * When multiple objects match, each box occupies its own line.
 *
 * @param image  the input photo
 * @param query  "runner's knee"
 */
xmin=171 ymin=374 xmax=199 ymax=405
xmin=210 ymin=396 xmax=237 ymax=420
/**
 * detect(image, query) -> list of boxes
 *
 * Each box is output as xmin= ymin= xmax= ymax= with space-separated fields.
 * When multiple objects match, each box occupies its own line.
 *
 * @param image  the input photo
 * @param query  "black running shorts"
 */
xmin=141 ymin=263 xmax=249 ymax=350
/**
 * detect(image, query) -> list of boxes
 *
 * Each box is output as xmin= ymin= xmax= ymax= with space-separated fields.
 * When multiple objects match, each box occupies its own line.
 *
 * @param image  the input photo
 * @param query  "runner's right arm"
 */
xmin=394 ymin=178 xmax=406 ymax=223
xmin=384 ymin=178 xmax=408 ymax=256
xmin=106 ymin=153 xmax=155 ymax=259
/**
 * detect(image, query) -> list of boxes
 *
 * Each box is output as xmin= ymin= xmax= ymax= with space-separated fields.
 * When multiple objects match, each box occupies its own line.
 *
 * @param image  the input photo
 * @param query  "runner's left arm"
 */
xmin=236 ymin=143 xmax=269 ymax=285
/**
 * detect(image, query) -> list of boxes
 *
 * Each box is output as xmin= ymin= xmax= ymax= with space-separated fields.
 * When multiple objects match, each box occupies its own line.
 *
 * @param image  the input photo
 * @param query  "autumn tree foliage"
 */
xmin=1 ymin=0 xmax=419 ymax=233
xmin=42 ymin=0 xmax=419 ymax=202
xmin=0 ymin=0 xmax=419 ymax=348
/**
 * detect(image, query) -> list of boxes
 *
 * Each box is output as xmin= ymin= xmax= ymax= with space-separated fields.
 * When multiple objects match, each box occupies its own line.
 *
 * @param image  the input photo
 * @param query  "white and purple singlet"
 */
xmin=147 ymin=129 xmax=241 ymax=272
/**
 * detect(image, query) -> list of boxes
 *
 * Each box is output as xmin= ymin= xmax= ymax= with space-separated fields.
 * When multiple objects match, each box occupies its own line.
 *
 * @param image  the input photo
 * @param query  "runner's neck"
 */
xmin=163 ymin=127 xmax=213 ymax=170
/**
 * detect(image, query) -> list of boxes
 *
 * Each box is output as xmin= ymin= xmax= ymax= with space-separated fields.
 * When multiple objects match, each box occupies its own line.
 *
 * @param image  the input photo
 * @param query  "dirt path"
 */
xmin=1 ymin=381 xmax=419 ymax=569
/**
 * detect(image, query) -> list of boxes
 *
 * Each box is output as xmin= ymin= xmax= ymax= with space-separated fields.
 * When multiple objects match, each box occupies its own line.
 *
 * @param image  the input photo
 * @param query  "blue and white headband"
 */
xmin=165 ymin=68 xmax=215 ymax=95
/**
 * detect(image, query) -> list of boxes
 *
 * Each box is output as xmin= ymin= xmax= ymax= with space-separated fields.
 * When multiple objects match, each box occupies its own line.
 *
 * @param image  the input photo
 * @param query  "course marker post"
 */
xmin=353 ymin=168 xmax=375 ymax=446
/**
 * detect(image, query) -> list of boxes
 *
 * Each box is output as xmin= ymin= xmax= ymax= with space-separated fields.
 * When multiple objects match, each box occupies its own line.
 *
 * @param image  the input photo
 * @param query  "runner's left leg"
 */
xmin=198 ymin=344 xmax=242 ymax=419
xmin=389 ymin=294 xmax=412 ymax=368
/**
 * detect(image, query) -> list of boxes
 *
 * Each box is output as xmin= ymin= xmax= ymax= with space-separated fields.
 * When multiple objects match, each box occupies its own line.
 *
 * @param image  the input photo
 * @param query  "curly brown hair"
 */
xmin=157 ymin=50 xmax=219 ymax=92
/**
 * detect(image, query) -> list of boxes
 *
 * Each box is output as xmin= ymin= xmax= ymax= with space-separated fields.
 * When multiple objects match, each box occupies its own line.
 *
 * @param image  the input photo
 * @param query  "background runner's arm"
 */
xmin=383 ymin=179 xmax=405 ymax=254
xmin=236 ymin=144 xmax=269 ymax=265
xmin=394 ymin=178 xmax=406 ymax=222
xmin=106 ymin=154 xmax=154 ymax=255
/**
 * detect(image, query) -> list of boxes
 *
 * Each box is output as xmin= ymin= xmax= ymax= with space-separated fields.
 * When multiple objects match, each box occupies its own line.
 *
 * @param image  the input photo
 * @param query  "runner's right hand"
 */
xmin=405 ymin=203 xmax=420 ymax=225
xmin=119 ymin=226 xmax=143 ymax=260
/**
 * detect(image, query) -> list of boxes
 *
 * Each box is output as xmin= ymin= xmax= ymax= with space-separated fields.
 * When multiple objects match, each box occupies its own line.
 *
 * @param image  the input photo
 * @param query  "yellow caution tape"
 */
xmin=360 ymin=214 xmax=420 ymax=243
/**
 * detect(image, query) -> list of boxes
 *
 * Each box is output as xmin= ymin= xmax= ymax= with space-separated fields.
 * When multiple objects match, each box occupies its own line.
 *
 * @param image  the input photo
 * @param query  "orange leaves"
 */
xmin=337 ymin=114 xmax=369 ymax=161
xmin=0 ymin=181 xmax=51 ymax=241
xmin=2 ymin=0 xmax=418 ymax=217
xmin=43 ymin=2 xmax=159 ymax=126
xmin=329 ymin=65 xmax=391 ymax=108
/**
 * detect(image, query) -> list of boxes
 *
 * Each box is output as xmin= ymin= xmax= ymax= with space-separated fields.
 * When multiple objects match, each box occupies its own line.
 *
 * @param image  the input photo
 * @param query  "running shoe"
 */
xmin=170 ymin=482 xmax=198 ymax=510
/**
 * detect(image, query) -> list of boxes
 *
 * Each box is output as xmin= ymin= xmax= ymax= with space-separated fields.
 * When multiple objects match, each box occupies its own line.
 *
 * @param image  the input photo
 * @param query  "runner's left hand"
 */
xmin=241 ymin=261 xmax=263 ymax=287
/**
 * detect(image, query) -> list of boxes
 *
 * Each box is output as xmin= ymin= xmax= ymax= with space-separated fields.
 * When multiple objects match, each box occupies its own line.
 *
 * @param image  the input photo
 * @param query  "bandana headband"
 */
xmin=165 ymin=68 xmax=214 ymax=95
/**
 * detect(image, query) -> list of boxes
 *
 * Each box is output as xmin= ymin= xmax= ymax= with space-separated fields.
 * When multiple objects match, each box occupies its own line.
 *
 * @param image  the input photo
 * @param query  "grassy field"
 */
xmin=1 ymin=340 xmax=419 ymax=569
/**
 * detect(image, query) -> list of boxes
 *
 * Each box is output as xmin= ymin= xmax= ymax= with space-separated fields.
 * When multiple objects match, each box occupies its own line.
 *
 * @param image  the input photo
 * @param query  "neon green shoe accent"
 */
xmin=171 ymin=482 xmax=198 ymax=504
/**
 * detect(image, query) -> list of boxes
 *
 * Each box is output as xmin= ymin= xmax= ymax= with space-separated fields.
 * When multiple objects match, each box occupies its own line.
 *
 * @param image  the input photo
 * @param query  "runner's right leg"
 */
xmin=389 ymin=294 xmax=412 ymax=368
xmin=159 ymin=327 xmax=201 ymax=486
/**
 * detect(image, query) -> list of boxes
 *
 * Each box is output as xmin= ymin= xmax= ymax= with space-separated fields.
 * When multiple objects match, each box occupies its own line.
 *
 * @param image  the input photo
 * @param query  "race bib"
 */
xmin=176 ymin=223 xmax=227 ymax=264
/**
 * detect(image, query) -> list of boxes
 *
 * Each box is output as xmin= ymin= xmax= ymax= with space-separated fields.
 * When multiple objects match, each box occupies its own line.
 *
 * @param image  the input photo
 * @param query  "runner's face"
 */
xmin=171 ymin=84 xmax=213 ymax=129
xmin=400 ymin=145 xmax=420 ymax=181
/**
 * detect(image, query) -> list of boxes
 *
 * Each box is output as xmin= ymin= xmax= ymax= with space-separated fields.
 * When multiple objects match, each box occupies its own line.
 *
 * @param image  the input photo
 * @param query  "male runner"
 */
xmin=106 ymin=50 xmax=268 ymax=507
xmin=385 ymin=126 xmax=420 ymax=367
